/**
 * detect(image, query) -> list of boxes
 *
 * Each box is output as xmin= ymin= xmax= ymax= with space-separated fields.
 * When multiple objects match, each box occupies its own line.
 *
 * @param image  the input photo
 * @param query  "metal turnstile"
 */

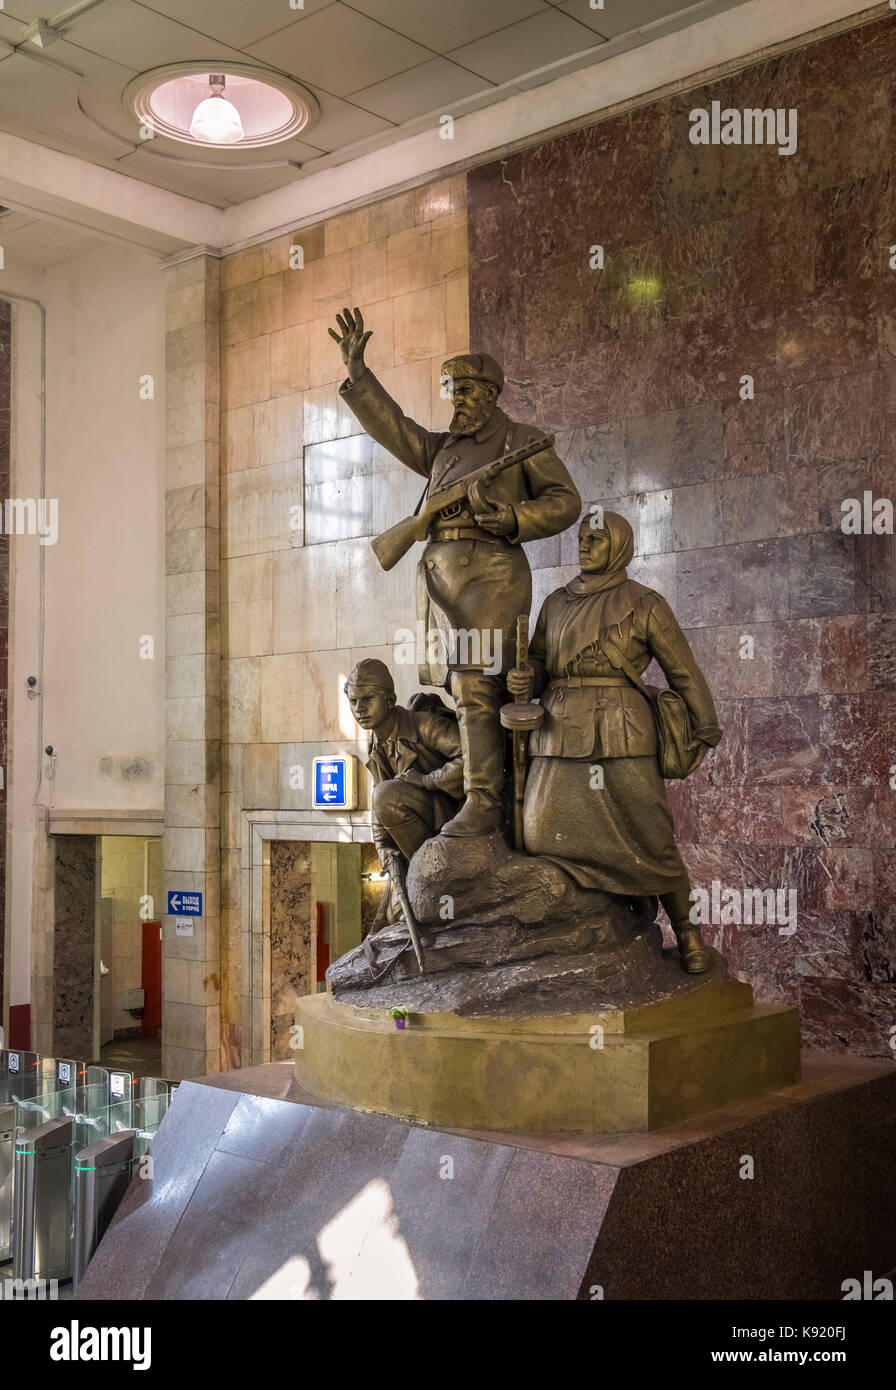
xmin=0 ymin=1049 xmax=43 ymax=1265
xmin=12 ymin=1115 xmax=74 ymax=1283
xmin=6 ymin=1060 xmax=170 ymax=1288
xmin=8 ymin=1060 xmax=96 ymax=1284
xmin=0 ymin=1102 xmax=14 ymax=1262
xmin=72 ymin=1130 xmax=137 ymax=1290
xmin=72 ymin=1075 xmax=171 ymax=1288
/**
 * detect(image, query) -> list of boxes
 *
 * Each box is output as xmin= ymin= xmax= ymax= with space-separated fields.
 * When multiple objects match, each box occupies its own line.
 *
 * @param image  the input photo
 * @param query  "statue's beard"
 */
xmin=450 ymin=403 xmax=491 ymax=436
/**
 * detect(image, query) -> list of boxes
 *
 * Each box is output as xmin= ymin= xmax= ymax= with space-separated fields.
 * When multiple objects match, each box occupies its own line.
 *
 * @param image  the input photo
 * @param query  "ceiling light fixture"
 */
xmin=125 ymin=63 xmax=318 ymax=152
xmin=188 ymin=74 xmax=244 ymax=145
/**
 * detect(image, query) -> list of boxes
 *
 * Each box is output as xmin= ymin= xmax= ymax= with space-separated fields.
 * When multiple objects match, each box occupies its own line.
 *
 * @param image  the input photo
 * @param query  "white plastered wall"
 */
xmin=3 ymin=243 xmax=166 ymax=1030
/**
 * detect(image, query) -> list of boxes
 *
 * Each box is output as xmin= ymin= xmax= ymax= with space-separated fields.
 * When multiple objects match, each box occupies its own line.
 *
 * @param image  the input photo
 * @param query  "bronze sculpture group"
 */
xmin=331 ymin=309 xmax=723 ymax=978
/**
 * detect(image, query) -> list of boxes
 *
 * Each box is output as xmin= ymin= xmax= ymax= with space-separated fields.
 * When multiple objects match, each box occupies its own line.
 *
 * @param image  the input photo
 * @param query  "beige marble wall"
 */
xmin=163 ymin=254 xmax=222 ymax=1080
xmin=219 ymin=177 xmax=469 ymax=1066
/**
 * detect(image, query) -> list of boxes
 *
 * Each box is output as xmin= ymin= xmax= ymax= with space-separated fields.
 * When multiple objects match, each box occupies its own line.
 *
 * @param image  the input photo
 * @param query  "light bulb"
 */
xmin=189 ymin=76 xmax=243 ymax=144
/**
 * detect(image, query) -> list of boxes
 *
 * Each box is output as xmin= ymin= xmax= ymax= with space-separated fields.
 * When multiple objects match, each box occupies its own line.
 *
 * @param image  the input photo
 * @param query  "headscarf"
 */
xmin=566 ymin=510 xmax=634 ymax=596
xmin=546 ymin=510 xmax=641 ymax=673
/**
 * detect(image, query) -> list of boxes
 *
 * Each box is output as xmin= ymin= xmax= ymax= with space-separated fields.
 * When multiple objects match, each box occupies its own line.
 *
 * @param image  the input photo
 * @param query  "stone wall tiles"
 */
xmin=468 ymin=14 xmax=896 ymax=1057
xmin=164 ymin=255 xmax=222 ymax=1078
xmin=214 ymin=195 xmax=469 ymax=1066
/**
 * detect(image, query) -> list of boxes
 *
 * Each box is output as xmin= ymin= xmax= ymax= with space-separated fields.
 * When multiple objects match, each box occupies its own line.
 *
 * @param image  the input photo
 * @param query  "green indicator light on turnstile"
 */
xmin=75 ymin=1165 xmax=97 ymax=1172
xmin=16 ymin=1149 xmax=37 ymax=1155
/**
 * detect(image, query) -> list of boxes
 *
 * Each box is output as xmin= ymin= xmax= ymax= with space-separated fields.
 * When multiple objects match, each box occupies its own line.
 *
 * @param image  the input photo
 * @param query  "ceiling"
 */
xmin=0 ymin=204 xmax=108 ymax=264
xmin=0 ymin=0 xmax=753 ymax=208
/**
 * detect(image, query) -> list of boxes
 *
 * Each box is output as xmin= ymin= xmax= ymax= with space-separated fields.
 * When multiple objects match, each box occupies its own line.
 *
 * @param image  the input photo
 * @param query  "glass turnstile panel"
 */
xmin=130 ymin=1079 xmax=170 ymax=1161
xmin=14 ymin=1058 xmax=81 ymax=1136
xmin=72 ymin=1066 xmax=111 ymax=1151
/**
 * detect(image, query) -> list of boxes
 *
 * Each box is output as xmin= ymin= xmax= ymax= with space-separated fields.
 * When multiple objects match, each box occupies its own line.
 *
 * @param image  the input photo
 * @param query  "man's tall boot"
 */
xmin=440 ymin=670 xmax=504 ymax=837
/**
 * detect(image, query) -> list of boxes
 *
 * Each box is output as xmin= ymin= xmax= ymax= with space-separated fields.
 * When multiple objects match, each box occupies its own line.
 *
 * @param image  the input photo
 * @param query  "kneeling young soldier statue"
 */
xmin=344 ymin=659 xmax=464 ymax=870
xmin=331 ymin=309 xmax=581 ymax=838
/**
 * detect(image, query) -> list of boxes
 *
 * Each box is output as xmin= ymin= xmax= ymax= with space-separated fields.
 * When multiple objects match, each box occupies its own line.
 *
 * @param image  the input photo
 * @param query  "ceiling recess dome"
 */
xmin=124 ymin=61 xmax=319 ymax=150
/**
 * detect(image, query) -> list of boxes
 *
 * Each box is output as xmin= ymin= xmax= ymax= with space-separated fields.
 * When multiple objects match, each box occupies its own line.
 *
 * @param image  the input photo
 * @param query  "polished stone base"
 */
xmin=293 ymin=976 xmax=801 ymax=1133
xmin=75 ymin=1053 xmax=896 ymax=1301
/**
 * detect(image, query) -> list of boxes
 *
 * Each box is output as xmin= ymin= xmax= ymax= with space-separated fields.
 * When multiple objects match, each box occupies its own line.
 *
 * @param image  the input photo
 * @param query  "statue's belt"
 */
xmin=549 ymin=676 xmax=630 ymax=687
xmin=426 ymin=525 xmax=507 ymax=544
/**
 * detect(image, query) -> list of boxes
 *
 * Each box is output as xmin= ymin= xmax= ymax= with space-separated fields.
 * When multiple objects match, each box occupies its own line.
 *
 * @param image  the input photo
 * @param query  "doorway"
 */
xmin=96 ymin=835 xmax=163 ymax=1074
xmin=264 ymin=838 xmax=381 ymax=1061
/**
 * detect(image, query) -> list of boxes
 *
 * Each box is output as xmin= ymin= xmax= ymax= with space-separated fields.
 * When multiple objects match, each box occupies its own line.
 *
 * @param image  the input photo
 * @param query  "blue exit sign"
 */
xmin=167 ymin=891 xmax=203 ymax=916
xmin=313 ymin=755 xmax=357 ymax=810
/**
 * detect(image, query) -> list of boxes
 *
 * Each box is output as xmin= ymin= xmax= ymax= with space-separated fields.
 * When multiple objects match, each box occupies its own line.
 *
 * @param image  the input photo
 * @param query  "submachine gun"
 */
xmin=370 ymin=434 xmax=555 ymax=572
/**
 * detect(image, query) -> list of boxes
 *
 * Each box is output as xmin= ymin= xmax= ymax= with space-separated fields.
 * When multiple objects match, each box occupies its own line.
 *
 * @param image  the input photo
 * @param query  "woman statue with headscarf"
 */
xmin=507 ymin=509 xmax=723 ymax=973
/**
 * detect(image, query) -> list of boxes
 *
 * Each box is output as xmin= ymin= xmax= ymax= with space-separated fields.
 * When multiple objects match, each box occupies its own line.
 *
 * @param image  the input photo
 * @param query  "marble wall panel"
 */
xmin=52 ymin=835 xmax=96 ymax=1060
xmin=269 ymin=839 xmax=312 ymax=1060
xmin=0 ymin=300 xmax=8 ymax=1019
xmin=468 ymin=14 xmax=896 ymax=1057
xmin=218 ymin=185 xmax=469 ymax=1064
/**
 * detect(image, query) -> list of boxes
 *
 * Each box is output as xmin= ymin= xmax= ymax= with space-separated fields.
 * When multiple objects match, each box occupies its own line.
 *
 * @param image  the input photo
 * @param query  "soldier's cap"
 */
xmin=440 ymin=352 xmax=504 ymax=393
xmin=344 ymin=658 xmax=394 ymax=696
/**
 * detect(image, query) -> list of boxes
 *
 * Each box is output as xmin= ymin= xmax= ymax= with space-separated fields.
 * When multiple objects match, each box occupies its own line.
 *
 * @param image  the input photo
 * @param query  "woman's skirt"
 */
xmin=522 ymin=753 xmax=687 ymax=895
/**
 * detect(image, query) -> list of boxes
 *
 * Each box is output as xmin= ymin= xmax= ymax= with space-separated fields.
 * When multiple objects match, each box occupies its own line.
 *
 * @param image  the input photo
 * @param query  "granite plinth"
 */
xmin=75 ymin=1053 xmax=896 ymax=1301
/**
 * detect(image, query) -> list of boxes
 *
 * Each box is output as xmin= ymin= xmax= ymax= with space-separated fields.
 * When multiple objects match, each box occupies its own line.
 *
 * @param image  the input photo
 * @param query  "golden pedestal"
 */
xmin=294 ymin=978 xmax=801 ymax=1134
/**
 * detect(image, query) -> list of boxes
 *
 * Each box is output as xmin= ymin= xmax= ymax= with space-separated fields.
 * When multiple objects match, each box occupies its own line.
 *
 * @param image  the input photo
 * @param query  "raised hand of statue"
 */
xmin=328 ymin=306 xmax=372 ymax=383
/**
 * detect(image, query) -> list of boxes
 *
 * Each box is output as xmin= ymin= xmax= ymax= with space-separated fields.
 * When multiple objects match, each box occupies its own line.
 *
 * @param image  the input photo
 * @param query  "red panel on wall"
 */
xmin=141 ymin=921 xmax=162 ymax=1037
xmin=8 ymin=1003 xmax=30 ymax=1050
xmin=315 ymin=901 xmax=329 ymax=982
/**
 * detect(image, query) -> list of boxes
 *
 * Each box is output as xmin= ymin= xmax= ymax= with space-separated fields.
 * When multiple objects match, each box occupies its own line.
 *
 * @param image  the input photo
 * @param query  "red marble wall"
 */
xmin=468 ymin=16 xmax=896 ymax=1057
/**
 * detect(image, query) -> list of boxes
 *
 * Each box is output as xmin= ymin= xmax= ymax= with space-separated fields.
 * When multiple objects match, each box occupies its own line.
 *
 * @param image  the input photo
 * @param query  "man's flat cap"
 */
xmin=440 ymin=352 xmax=504 ymax=391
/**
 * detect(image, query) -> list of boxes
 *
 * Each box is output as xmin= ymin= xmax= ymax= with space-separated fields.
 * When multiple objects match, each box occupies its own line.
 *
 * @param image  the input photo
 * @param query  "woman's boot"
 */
xmin=671 ymin=920 xmax=713 ymax=973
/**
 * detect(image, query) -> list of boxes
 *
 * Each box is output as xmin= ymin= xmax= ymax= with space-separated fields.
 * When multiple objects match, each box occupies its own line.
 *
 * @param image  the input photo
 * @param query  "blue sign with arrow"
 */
xmin=314 ymin=758 xmax=346 ymax=807
xmin=167 ymin=891 xmax=203 ymax=916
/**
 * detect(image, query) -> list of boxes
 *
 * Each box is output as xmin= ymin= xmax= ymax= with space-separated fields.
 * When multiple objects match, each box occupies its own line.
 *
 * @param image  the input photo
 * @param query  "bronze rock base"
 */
xmin=328 ymin=830 xmax=688 ymax=1012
